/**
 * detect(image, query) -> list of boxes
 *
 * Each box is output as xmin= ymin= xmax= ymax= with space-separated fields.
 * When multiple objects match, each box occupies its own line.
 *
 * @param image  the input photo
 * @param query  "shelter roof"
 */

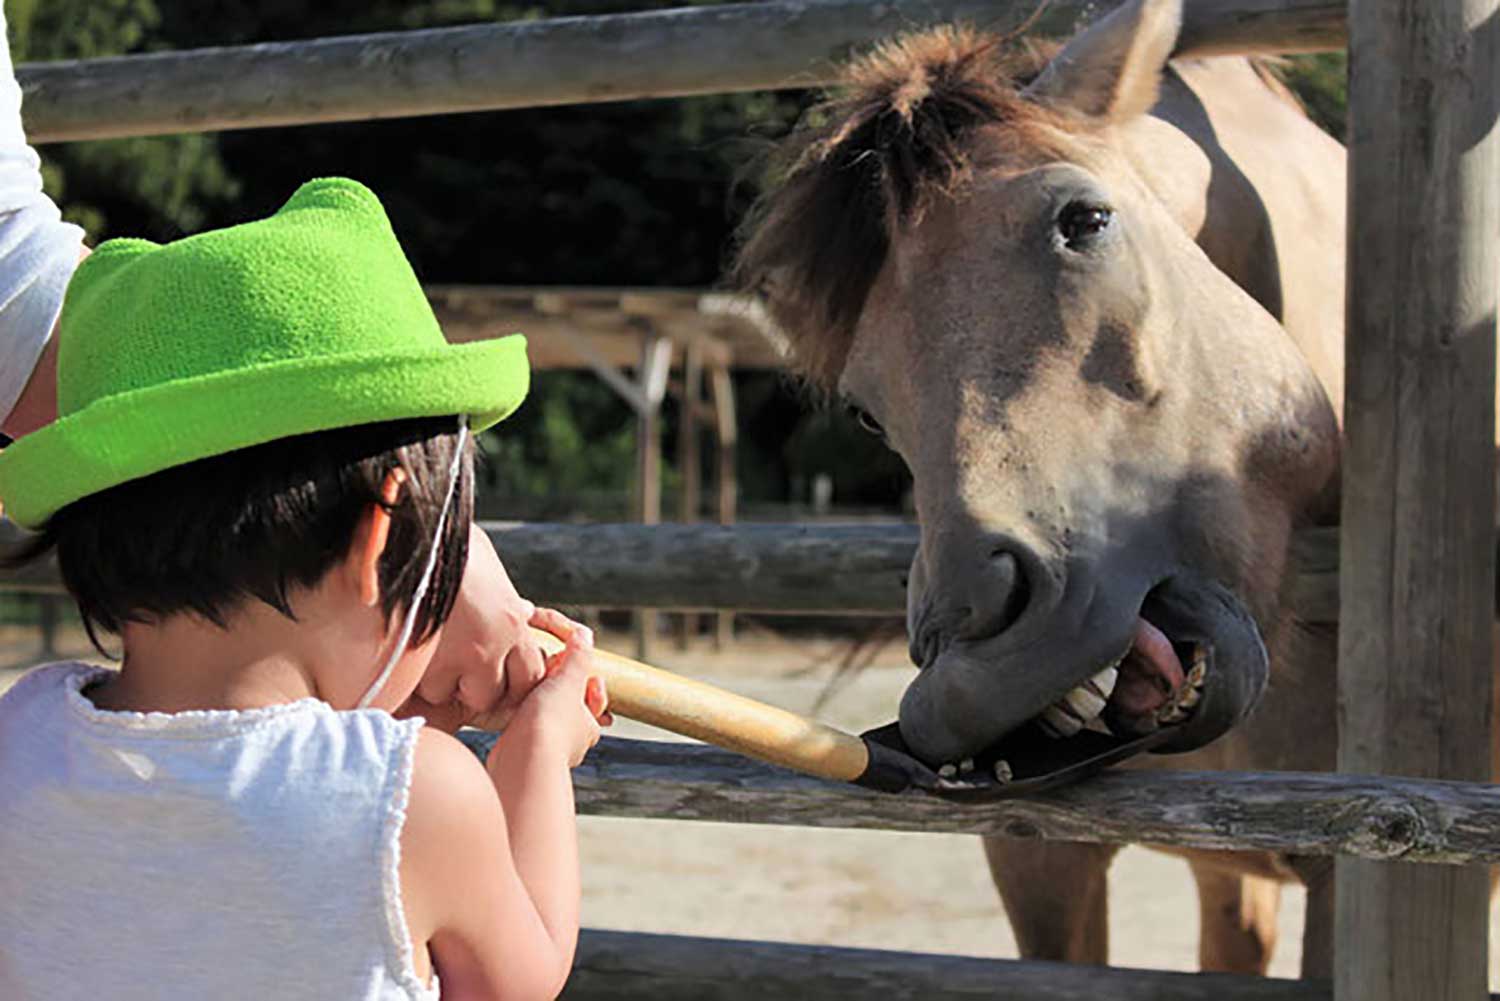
xmin=427 ymin=286 xmax=788 ymax=371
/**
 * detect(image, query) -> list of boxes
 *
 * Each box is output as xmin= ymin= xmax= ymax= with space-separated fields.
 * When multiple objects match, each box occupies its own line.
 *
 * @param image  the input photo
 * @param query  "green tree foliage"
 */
xmin=8 ymin=0 xmax=241 ymax=239
xmin=1275 ymin=53 xmax=1347 ymax=140
xmin=8 ymin=3 xmax=1350 ymax=514
xmin=14 ymin=0 xmax=803 ymax=281
xmin=11 ymin=0 xmax=812 ymax=511
xmin=479 ymin=373 xmax=640 ymax=519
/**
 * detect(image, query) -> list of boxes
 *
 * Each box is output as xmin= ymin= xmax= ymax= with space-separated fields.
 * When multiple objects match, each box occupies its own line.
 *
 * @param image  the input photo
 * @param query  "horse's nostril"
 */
xmin=991 ymin=550 xmax=1031 ymax=633
xmin=922 ymin=535 xmax=1044 ymax=645
xmin=910 ymin=621 xmax=943 ymax=668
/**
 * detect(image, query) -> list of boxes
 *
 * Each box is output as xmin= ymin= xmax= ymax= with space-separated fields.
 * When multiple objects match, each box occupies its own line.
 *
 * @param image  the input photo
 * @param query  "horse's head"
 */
xmin=735 ymin=0 xmax=1339 ymax=766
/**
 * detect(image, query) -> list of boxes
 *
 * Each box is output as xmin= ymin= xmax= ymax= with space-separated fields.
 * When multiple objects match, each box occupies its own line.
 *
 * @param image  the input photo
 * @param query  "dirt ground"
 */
xmin=6 ymin=620 xmax=1500 ymax=986
xmin=578 ymin=623 xmax=1311 ymax=980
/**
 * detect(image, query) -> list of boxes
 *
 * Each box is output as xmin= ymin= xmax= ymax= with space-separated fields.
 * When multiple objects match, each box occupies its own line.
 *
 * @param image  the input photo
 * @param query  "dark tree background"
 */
xmin=8 ymin=0 xmax=1347 ymax=519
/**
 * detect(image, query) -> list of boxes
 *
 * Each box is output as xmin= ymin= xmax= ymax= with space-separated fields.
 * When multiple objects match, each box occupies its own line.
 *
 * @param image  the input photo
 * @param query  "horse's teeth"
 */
xmin=994 ymin=760 xmax=1014 ymax=783
xmin=1064 ymin=685 xmax=1108 ymax=722
xmin=938 ymin=763 xmax=958 ymax=779
xmin=1085 ymin=665 xmax=1119 ymax=700
xmin=1158 ymin=652 xmax=1208 ymax=724
xmin=1040 ymin=704 xmax=1084 ymax=738
xmin=1039 ymin=668 xmax=1116 ymax=739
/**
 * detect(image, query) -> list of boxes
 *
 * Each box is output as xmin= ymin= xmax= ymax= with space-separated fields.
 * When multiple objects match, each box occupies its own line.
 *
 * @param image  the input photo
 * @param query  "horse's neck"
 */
xmin=1128 ymin=57 xmax=1349 ymax=421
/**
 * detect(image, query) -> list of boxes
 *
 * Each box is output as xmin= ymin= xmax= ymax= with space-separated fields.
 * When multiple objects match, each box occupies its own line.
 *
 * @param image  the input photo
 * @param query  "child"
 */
xmin=0 ymin=177 xmax=609 ymax=1000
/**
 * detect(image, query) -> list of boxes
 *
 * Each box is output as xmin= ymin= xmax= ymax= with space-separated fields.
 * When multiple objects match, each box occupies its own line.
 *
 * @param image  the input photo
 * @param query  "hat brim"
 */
xmin=0 ymin=334 xmax=529 ymax=530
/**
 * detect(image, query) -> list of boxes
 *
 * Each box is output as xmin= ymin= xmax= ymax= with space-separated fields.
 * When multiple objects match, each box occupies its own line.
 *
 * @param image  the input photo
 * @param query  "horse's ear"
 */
xmin=1022 ymin=0 xmax=1182 ymax=122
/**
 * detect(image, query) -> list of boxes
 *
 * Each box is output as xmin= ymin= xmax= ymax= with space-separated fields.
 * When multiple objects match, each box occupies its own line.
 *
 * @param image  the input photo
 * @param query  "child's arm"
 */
xmin=401 ymin=630 xmax=603 ymax=1001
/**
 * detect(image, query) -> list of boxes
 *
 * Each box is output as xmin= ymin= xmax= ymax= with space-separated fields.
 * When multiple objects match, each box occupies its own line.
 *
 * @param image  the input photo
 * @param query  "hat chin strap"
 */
xmin=356 ymin=419 xmax=469 ymax=710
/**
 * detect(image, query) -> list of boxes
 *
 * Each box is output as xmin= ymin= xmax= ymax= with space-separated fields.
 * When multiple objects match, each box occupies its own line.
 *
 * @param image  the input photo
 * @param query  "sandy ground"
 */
xmin=6 ymin=620 xmax=1500 ymax=986
xmin=578 ymin=624 xmax=1312 ymax=980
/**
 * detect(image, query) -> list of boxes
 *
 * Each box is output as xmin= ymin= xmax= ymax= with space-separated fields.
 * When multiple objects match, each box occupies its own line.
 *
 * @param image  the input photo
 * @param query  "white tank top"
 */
xmin=0 ymin=662 xmax=439 ymax=1000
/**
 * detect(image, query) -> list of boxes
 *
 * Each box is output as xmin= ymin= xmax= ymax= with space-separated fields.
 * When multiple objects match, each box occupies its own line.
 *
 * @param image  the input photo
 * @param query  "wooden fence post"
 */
xmin=709 ymin=364 xmax=738 ymax=649
xmin=633 ymin=332 xmax=672 ymax=661
xmin=675 ymin=339 xmax=705 ymax=651
xmin=1337 ymin=1 xmax=1499 ymax=997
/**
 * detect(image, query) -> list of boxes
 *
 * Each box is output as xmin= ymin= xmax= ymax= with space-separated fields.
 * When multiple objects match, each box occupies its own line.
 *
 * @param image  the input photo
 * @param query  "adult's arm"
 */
xmin=0 ymin=8 xmax=86 ymax=439
xmin=5 ymin=245 xmax=88 ymax=438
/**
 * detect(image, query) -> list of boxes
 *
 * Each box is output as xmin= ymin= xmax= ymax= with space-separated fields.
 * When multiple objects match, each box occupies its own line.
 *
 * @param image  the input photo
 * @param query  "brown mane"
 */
xmin=731 ymin=26 xmax=1075 ymax=388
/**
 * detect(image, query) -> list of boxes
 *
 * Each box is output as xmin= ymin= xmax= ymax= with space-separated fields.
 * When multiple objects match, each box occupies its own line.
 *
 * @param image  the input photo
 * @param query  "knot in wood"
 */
xmin=1339 ymin=798 xmax=1427 ymax=861
xmin=999 ymin=818 xmax=1042 ymax=840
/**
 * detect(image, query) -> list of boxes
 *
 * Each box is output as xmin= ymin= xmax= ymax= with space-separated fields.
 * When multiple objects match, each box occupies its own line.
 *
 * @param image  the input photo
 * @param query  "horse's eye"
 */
xmin=850 ymin=407 xmax=885 ymax=438
xmin=1058 ymin=202 xmax=1113 ymax=249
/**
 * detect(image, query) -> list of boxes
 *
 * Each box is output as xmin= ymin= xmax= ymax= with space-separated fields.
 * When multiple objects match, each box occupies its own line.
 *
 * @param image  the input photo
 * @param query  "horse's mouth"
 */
xmin=1039 ymin=619 xmax=1208 ymax=741
xmin=926 ymin=623 xmax=1213 ymax=784
xmin=898 ymin=569 xmax=1268 ymax=783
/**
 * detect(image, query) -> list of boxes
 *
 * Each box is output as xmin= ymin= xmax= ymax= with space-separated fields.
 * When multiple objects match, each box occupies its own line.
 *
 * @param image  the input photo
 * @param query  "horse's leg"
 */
xmin=1188 ymin=858 xmax=1280 ymax=974
xmin=1287 ymin=856 xmax=1332 ymax=979
xmin=982 ymin=838 xmax=1117 ymax=964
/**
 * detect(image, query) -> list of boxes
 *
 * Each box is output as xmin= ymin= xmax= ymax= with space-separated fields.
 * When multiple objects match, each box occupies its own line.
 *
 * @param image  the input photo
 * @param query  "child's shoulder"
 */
xmin=401 ymin=728 xmax=504 ymax=867
xmin=0 ymin=660 xmax=104 ymax=719
xmin=406 ymin=728 xmax=495 ymax=820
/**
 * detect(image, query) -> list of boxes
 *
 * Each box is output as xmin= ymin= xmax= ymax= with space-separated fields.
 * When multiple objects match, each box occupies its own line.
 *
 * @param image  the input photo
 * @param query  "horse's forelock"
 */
xmin=731 ymin=25 xmax=1069 ymax=389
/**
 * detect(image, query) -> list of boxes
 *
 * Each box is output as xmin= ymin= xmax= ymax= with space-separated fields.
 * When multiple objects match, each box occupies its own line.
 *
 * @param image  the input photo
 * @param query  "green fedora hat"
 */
xmin=0 ymin=177 xmax=529 ymax=529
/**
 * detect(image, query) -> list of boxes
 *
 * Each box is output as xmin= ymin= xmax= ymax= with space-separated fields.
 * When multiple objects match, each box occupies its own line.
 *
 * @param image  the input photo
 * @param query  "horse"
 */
xmin=733 ymin=0 xmax=1354 ymax=976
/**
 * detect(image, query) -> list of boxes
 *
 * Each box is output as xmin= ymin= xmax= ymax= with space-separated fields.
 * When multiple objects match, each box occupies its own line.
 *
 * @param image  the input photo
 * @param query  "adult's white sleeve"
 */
xmin=0 ymin=8 xmax=85 ymax=425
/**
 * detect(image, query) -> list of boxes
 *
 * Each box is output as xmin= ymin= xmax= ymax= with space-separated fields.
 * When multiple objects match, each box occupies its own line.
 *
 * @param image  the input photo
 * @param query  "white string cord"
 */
xmin=356 ymin=418 xmax=469 ymax=710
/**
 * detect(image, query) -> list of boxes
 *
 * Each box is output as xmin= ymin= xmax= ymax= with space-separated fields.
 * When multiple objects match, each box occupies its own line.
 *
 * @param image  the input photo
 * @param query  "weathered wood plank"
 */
xmin=489 ymin=521 xmax=1495 ymax=623
xmin=18 ymin=0 xmax=1345 ymax=144
xmin=1336 ymin=0 xmax=1498 ymax=998
xmin=565 ymin=929 xmax=1343 ymax=1000
xmin=0 ymin=520 xmax=1484 ymax=626
xmin=457 ymin=735 xmax=1500 ymax=866
xmin=480 ymin=521 xmax=1483 ymax=624
xmin=1175 ymin=0 xmax=1345 ymax=56
xmin=489 ymin=521 xmax=917 ymax=615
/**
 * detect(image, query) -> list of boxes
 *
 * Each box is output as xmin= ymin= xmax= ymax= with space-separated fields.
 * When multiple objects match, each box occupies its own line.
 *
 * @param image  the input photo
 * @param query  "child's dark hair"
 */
xmin=6 ymin=417 xmax=473 ymax=654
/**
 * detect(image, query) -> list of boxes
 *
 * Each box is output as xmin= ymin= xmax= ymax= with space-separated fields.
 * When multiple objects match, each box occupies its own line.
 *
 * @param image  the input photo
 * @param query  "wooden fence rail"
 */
xmin=19 ymin=0 xmax=1345 ymax=143
xmin=566 ymin=929 xmax=1350 ymax=1000
xmin=456 ymin=734 xmax=1500 ymax=867
xmin=0 ymin=520 xmax=1350 ymax=623
xmin=482 ymin=521 xmax=1345 ymax=622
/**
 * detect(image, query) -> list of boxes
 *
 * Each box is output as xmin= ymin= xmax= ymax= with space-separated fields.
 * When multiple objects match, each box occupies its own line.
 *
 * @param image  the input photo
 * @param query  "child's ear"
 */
xmin=351 ymin=468 xmax=407 ymax=607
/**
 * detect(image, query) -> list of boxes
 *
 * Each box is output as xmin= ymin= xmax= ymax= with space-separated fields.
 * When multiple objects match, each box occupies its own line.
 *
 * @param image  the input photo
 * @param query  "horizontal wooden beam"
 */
xmin=0 ymin=520 xmax=1348 ymax=623
xmin=458 ymin=735 xmax=1500 ymax=866
xmin=429 ymin=286 xmax=782 ymax=370
xmin=491 ymin=521 xmax=1349 ymax=620
xmin=490 ymin=521 xmax=919 ymax=615
xmin=567 ymin=929 xmax=1346 ymax=1000
xmin=19 ymin=0 xmax=1346 ymax=144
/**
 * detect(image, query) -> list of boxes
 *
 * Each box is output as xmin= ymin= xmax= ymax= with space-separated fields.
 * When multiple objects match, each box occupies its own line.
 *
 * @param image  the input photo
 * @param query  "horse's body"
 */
xmin=735 ymin=0 xmax=1363 ymax=975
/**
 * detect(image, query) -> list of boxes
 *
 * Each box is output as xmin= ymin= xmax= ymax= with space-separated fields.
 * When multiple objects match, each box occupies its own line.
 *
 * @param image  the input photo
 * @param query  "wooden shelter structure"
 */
xmin=430 ymin=285 xmax=786 ymax=654
xmin=10 ymin=1 xmax=1500 ymax=997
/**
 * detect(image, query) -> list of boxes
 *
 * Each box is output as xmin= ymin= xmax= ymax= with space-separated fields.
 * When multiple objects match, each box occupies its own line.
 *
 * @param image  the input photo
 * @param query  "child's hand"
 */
xmin=505 ymin=627 xmax=610 ymax=768
xmin=398 ymin=524 xmax=548 ymax=732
